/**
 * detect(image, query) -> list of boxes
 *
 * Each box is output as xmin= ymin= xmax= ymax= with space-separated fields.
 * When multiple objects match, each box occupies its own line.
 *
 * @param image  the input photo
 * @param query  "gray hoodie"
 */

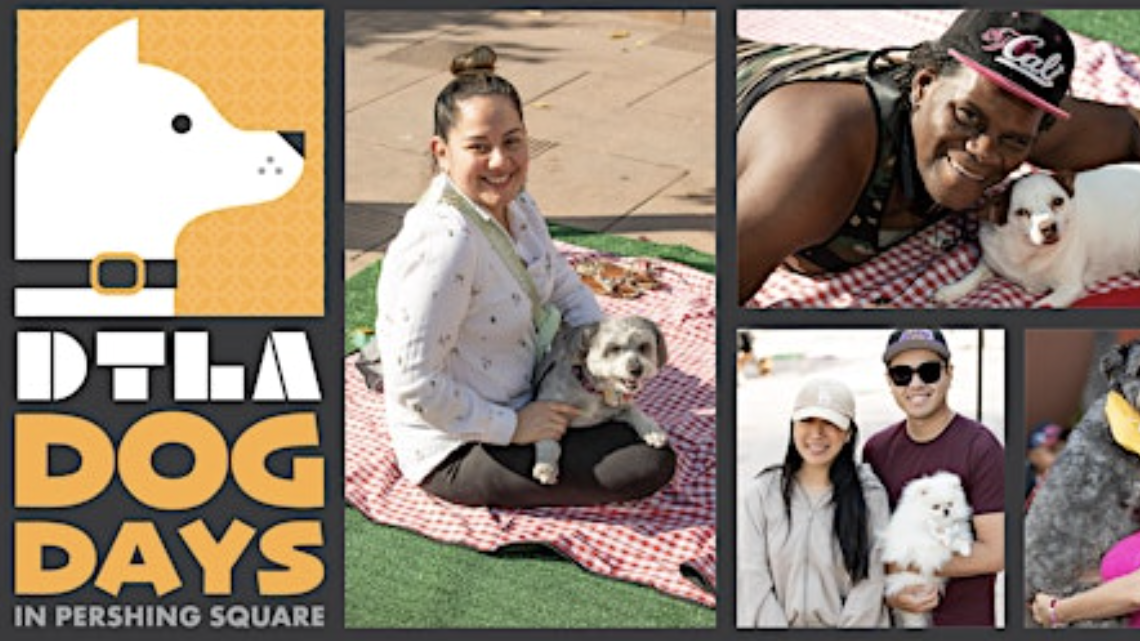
xmin=738 ymin=463 xmax=891 ymax=628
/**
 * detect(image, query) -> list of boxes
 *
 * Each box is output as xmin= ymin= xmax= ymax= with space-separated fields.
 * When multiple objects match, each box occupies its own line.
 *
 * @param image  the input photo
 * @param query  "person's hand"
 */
xmin=886 ymin=584 xmax=940 ymax=613
xmin=512 ymin=401 xmax=579 ymax=444
xmin=1031 ymin=593 xmax=1063 ymax=628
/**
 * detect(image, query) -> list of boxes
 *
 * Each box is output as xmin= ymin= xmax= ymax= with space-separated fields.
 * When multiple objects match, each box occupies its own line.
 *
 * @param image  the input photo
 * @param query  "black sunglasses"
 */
xmin=888 ymin=361 xmax=944 ymax=386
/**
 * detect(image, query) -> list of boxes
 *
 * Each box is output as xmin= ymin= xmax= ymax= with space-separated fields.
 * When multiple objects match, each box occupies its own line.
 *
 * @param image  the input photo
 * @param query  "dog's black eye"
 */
xmin=638 ymin=343 xmax=652 ymax=355
xmin=1015 ymin=207 xmax=1030 ymax=217
xmin=172 ymin=114 xmax=192 ymax=134
xmin=1051 ymin=196 xmax=1064 ymax=208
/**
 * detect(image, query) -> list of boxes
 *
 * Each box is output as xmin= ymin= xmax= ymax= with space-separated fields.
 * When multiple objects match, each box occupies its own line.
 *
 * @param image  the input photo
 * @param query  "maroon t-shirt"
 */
xmin=863 ymin=413 xmax=1005 ymax=627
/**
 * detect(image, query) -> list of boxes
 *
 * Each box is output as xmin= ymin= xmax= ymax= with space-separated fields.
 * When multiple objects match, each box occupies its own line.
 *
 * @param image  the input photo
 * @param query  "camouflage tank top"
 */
xmin=737 ymin=41 xmax=943 ymax=273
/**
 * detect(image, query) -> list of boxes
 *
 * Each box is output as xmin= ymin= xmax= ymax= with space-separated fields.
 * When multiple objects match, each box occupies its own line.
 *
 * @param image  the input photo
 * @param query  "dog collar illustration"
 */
xmin=16 ymin=254 xmax=179 ymax=296
xmin=15 ymin=19 xmax=305 ymax=317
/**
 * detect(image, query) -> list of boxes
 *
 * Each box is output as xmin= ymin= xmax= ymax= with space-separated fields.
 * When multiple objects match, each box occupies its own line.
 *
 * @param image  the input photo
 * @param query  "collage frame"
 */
xmin=4 ymin=0 xmax=1140 ymax=638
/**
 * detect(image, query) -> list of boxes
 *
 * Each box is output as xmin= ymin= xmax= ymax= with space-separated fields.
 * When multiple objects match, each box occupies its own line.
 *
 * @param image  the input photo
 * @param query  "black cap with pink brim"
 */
xmin=940 ymin=10 xmax=1074 ymax=120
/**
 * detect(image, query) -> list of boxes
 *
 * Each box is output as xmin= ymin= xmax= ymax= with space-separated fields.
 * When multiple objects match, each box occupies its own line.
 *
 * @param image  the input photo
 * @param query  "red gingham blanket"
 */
xmin=344 ymin=243 xmax=716 ymax=607
xmin=740 ymin=10 xmax=1140 ymax=308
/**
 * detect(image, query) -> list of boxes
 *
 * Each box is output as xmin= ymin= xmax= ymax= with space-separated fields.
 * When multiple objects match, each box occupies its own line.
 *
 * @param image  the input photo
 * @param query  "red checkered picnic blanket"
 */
xmin=752 ymin=215 xmax=1140 ymax=309
xmin=740 ymin=10 xmax=1140 ymax=309
xmin=344 ymin=243 xmax=716 ymax=607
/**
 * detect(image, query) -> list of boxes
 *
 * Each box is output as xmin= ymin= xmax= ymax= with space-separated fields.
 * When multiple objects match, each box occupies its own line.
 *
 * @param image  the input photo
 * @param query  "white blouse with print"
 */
xmin=376 ymin=173 xmax=604 ymax=483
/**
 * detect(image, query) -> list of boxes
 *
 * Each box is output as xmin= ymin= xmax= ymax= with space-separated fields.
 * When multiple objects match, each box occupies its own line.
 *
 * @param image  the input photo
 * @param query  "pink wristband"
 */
xmin=1049 ymin=598 xmax=1060 ymax=628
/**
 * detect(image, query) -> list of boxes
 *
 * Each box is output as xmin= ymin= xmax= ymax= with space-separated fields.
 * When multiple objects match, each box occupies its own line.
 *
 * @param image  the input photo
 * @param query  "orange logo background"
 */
xmin=17 ymin=10 xmax=325 ymax=316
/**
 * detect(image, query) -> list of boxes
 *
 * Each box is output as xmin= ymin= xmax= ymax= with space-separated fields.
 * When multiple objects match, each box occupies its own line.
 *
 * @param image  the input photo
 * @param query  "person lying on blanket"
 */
xmin=737 ymin=10 xmax=1140 ymax=304
xmin=373 ymin=45 xmax=676 ymax=508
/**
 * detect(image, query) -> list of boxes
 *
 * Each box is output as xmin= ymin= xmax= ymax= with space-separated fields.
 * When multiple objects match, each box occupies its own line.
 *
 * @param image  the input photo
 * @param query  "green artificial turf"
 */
xmin=547 ymin=222 xmax=716 ymax=275
xmin=345 ymin=508 xmax=714 ymax=628
xmin=343 ymin=226 xmax=715 ymax=628
xmin=1047 ymin=11 xmax=1140 ymax=56
xmin=344 ymin=259 xmax=381 ymax=354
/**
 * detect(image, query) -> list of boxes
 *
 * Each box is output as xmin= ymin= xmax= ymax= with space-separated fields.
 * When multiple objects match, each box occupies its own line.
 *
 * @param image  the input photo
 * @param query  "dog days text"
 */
xmin=13 ymin=330 xmax=325 ymax=599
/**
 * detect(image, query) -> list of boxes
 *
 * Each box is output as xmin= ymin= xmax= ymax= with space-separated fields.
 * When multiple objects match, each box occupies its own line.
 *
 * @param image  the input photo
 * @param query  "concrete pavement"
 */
xmin=344 ymin=10 xmax=715 ymax=279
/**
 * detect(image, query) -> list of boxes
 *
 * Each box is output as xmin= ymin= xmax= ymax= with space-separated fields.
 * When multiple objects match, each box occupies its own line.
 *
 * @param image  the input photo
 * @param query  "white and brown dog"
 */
xmin=530 ymin=316 xmax=669 ymax=485
xmin=936 ymin=163 xmax=1140 ymax=308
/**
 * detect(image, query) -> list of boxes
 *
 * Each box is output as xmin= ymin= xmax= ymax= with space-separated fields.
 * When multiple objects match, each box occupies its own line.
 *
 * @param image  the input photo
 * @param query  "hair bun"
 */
xmin=451 ymin=45 xmax=497 ymax=76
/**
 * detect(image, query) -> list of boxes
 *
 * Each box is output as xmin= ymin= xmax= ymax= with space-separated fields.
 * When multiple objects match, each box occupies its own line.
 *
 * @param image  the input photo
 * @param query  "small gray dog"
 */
xmin=1025 ymin=340 xmax=1140 ymax=627
xmin=531 ymin=315 xmax=669 ymax=485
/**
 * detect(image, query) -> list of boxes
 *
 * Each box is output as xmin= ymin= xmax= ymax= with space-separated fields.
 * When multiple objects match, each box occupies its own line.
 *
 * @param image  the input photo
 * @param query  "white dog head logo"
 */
xmin=16 ymin=19 xmax=305 ymax=317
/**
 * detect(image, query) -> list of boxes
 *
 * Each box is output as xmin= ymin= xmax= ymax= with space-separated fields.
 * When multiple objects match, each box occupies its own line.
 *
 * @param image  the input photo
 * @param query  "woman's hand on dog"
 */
xmin=512 ymin=402 xmax=580 ymax=444
xmin=887 ymin=584 xmax=940 ymax=614
xmin=1030 ymin=593 xmax=1059 ymax=627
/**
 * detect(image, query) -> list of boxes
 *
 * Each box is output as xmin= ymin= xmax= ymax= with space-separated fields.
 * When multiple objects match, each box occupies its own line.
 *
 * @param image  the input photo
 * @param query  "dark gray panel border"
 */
xmin=3 ymin=0 xmax=1140 ymax=639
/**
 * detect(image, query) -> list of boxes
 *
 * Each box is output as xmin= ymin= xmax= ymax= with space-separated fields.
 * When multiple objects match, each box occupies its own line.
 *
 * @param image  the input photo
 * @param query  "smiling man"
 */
xmin=862 ymin=328 xmax=1004 ymax=627
xmin=737 ymin=10 xmax=1140 ymax=303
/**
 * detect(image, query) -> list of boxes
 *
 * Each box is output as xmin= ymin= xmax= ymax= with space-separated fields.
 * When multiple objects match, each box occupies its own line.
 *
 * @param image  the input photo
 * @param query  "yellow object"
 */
xmin=1105 ymin=390 xmax=1140 ymax=456
xmin=90 ymin=252 xmax=145 ymax=295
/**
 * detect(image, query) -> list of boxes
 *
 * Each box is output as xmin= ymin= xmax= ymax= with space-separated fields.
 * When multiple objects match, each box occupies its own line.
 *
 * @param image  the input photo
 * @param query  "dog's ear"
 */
xmin=572 ymin=321 xmax=600 ymax=363
xmin=643 ymin=317 xmax=667 ymax=367
xmin=978 ymin=188 xmax=1011 ymax=226
xmin=1101 ymin=341 xmax=1139 ymax=390
xmin=1052 ymin=170 xmax=1076 ymax=197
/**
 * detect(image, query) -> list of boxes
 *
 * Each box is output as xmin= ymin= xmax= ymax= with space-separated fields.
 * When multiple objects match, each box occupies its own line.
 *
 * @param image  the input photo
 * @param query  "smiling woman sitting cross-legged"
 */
xmin=373 ymin=45 xmax=675 ymax=508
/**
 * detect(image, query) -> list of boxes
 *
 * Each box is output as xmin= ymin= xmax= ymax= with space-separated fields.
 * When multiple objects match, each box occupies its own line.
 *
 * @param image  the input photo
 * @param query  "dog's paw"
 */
xmin=954 ymin=539 xmax=974 ymax=557
xmin=642 ymin=427 xmax=669 ymax=448
xmin=533 ymin=462 xmax=559 ymax=485
xmin=894 ymin=609 xmax=931 ymax=629
xmin=1033 ymin=288 xmax=1082 ymax=309
xmin=934 ymin=284 xmax=967 ymax=306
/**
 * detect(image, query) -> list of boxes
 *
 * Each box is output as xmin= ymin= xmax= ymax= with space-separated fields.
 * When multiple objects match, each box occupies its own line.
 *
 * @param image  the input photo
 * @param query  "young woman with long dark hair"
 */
xmin=739 ymin=378 xmax=890 ymax=627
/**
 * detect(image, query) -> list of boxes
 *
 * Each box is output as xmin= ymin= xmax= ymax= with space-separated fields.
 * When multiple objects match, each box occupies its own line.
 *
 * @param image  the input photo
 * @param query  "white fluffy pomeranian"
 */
xmin=880 ymin=471 xmax=974 ymax=628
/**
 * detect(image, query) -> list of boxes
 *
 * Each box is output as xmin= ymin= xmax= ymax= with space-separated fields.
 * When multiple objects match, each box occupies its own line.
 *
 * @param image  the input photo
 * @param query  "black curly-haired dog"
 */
xmin=1025 ymin=340 xmax=1140 ymax=627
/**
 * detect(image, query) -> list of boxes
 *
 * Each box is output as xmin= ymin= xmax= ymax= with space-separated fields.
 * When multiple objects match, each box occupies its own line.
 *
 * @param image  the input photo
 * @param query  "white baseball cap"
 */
xmin=792 ymin=378 xmax=855 ymax=431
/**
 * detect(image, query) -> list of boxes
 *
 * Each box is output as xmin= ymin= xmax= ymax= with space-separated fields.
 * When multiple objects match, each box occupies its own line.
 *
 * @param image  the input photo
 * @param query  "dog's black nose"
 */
xmin=629 ymin=360 xmax=644 ymax=377
xmin=280 ymin=131 xmax=305 ymax=158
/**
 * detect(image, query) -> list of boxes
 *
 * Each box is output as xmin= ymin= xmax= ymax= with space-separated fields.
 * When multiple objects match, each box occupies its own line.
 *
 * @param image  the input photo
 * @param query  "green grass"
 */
xmin=344 ymin=259 xmax=381 ymax=354
xmin=345 ymin=508 xmax=714 ymax=628
xmin=547 ymin=222 xmax=715 ymax=275
xmin=1047 ymin=11 xmax=1140 ymax=56
xmin=344 ymin=226 xmax=715 ymax=628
